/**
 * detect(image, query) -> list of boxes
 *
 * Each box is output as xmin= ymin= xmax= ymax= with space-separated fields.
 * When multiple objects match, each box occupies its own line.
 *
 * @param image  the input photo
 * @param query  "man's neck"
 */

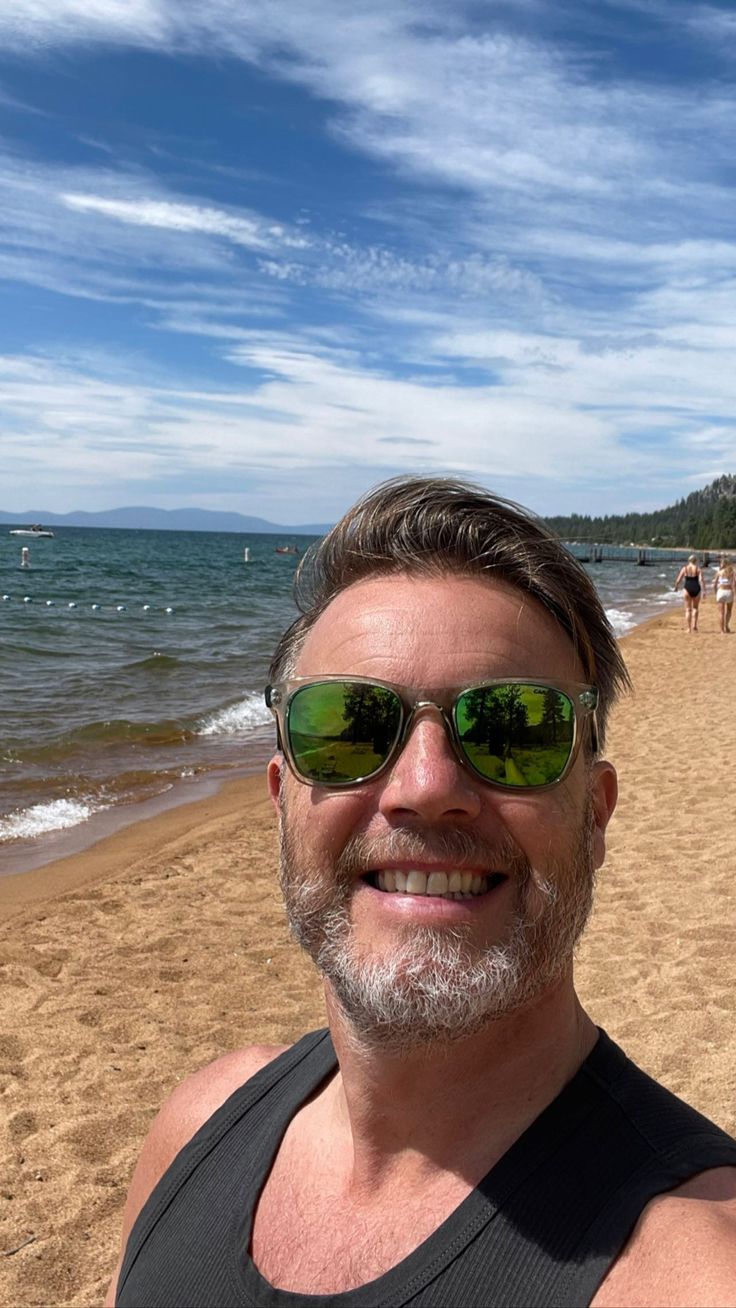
xmin=321 ymin=979 xmax=597 ymax=1194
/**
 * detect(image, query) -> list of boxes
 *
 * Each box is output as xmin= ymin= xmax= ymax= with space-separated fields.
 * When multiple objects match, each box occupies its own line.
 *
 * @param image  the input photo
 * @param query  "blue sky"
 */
xmin=1 ymin=1 xmax=736 ymax=523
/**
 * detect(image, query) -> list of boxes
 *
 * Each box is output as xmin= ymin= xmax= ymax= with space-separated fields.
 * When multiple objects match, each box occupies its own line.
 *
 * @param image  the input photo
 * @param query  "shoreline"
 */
xmin=0 ymin=772 xmax=269 ymax=924
xmin=0 ymin=760 xmax=268 ymax=883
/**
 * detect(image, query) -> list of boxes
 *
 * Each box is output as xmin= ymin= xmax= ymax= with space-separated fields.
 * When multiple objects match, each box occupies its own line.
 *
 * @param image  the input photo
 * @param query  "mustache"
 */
xmin=335 ymin=827 xmax=533 ymax=882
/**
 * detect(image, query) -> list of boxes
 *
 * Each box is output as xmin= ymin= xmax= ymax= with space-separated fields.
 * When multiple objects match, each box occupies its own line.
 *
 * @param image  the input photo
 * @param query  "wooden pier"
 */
xmin=563 ymin=543 xmax=721 ymax=567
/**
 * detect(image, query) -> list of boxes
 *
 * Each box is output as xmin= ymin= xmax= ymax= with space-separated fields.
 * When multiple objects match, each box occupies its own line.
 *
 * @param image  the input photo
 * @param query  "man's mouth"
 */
xmin=364 ymin=870 xmax=507 ymax=900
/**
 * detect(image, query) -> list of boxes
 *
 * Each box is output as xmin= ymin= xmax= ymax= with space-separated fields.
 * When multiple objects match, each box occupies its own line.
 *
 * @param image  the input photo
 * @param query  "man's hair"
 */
xmin=269 ymin=476 xmax=630 ymax=745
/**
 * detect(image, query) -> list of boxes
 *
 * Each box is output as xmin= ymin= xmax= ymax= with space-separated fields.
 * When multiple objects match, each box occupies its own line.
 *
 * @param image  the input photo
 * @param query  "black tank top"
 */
xmin=116 ymin=1028 xmax=736 ymax=1308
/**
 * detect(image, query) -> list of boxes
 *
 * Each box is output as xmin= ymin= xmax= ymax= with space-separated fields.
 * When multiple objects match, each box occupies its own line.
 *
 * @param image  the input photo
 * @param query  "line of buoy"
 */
xmin=1 ymin=595 xmax=175 ymax=612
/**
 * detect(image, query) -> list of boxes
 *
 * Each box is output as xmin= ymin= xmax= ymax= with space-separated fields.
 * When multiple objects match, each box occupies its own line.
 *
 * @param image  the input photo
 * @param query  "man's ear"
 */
xmin=590 ymin=760 xmax=618 ymax=870
xmin=267 ymin=754 xmax=284 ymax=815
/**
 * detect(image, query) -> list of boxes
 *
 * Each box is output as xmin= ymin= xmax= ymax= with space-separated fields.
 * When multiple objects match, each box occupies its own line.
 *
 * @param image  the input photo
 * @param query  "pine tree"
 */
xmin=544 ymin=475 xmax=736 ymax=547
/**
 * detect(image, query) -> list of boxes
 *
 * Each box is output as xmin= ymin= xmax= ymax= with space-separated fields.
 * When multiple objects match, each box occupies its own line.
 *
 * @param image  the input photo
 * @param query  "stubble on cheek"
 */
xmin=276 ymin=786 xmax=353 ymax=957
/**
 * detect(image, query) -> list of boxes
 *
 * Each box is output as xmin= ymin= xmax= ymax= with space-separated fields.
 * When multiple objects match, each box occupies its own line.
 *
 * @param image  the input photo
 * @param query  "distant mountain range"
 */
xmin=5 ymin=472 xmax=735 ymax=546
xmin=0 ymin=506 xmax=333 ymax=535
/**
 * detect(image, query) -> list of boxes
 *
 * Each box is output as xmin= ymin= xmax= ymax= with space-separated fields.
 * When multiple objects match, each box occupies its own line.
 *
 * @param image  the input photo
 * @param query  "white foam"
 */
xmin=605 ymin=607 xmax=637 ymax=637
xmin=197 ymin=692 xmax=271 ymax=737
xmin=0 ymin=797 xmax=101 ymax=841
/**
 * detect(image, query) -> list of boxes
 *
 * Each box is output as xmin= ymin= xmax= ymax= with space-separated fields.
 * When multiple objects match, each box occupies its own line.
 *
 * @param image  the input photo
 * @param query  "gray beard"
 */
xmin=278 ymin=802 xmax=596 ymax=1052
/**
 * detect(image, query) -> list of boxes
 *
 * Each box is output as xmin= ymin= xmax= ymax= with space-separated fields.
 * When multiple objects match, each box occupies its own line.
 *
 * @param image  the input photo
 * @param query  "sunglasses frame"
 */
xmin=265 ymin=675 xmax=599 ymax=792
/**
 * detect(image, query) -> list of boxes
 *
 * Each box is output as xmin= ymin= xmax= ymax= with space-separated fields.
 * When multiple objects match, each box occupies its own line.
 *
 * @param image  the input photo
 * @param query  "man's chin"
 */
xmin=314 ymin=927 xmax=538 ymax=1050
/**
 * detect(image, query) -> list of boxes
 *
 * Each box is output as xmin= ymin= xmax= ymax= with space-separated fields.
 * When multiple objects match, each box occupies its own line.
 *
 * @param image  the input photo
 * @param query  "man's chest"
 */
xmin=250 ymin=1147 xmax=475 ymax=1296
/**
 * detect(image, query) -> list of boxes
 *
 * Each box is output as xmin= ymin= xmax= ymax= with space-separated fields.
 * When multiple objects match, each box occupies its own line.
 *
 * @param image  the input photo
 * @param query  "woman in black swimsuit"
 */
xmin=674 ymin=554 xmax=706 ymax=632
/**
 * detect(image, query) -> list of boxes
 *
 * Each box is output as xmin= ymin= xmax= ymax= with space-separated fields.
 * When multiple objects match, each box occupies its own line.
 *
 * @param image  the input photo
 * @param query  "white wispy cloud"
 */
xmin=5 ymin=321 xmax=736 ymax=520
xmin=259 ymin=244 xmax=544 ymax=300
xmin=0 ymin=148 xmax=544 ymax=314
xmin=0 ymin=82 xmax=46 ymax=114
xmin=0 ymin=0 xmax=167 ymax=51
xmin=60 ymin=194 xmax=310 ymax=251
xmin=681 ymin=3 xmax=736 ymax=44
xmin=0 ymin=153 xmax=300 ymax=324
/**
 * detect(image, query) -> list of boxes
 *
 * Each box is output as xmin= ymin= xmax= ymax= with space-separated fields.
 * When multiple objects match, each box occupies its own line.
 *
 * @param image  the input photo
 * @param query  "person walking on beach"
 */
xmin=674 ymin=553 xmax=706 ymax=632
xmin=108 ymin=478 xmax=736 ymax=1308
xmin=713 ymin=554 xmax=735 ymax=634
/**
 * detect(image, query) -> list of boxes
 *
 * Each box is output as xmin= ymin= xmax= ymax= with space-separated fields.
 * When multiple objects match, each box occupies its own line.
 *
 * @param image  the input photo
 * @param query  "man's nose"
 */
xmin=377 ymin=708 xmax=483 ymax=823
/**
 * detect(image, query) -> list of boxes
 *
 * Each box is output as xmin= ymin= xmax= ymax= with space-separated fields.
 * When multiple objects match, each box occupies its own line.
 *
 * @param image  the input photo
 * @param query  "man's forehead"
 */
xmin=295 ymin=572 xmax=584 ymax=682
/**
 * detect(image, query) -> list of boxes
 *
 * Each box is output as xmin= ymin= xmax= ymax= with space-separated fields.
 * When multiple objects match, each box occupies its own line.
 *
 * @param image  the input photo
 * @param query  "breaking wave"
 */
xmin=0 ymin=797 xmax=104 ymax=842
xmin=197 ymin=693 xmax=272 ymax=737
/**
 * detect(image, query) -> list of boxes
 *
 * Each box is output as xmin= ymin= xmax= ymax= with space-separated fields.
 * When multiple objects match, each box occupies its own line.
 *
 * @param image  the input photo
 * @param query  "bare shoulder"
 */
xmin=593 ymin=1166 xmax=736 ymax=1307
xmin=151 ymin=1042 xmax=289 ymax=1159
xmin=125 ymin=1041 xmax=288 ymax=1207
xmin=104 ymin=1042 xmax=287 ymax=1306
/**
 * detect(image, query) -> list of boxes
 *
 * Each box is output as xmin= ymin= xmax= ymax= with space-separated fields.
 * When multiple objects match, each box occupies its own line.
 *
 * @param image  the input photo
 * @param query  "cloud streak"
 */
xmin=61 ymin=193 xmax=310 ymax=251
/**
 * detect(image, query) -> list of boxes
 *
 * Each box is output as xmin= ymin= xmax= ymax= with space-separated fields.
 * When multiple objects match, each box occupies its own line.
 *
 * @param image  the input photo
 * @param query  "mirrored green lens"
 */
xmin=287 ymin=681 xmax=403 ymax=783
xmin=454 ymin=684 xmax=575 ymax=787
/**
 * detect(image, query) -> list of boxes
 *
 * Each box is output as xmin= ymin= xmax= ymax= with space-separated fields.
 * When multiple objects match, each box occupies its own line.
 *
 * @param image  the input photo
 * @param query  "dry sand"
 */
xmin=1 ymin=605 xmax=735 ymax=1307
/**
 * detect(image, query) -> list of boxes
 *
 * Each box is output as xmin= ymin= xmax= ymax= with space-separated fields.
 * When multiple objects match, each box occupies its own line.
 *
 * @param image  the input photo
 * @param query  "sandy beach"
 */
xmin=1 ymin=604 xmax=735 ymax=1308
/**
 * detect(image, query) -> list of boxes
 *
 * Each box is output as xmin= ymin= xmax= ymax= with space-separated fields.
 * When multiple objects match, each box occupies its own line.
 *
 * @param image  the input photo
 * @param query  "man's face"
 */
xmin=268 ymin=572 xmax=617 ymax=1048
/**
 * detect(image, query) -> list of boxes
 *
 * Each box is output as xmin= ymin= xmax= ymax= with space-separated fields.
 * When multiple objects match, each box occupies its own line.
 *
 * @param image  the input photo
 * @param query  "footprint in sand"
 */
xmin=8 ymin=1108 xmax=38 ymax=1143
xmin=0 ymin=1033 xmax=25 ymax=1074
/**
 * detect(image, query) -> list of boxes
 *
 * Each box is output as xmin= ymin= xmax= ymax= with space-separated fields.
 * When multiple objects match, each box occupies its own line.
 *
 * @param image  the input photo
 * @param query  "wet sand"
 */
xmin=1 ymin=605 xmax=735 ymax=1306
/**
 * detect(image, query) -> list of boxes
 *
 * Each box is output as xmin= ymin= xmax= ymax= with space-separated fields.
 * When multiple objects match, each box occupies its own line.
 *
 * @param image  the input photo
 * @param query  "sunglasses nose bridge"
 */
xmin=398 ymin=698 xmax=457 ymax=755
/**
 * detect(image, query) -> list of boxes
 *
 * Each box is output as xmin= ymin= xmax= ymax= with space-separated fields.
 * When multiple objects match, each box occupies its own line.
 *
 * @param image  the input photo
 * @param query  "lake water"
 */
xmin=0 ymin=526 xmax=683 ymax=871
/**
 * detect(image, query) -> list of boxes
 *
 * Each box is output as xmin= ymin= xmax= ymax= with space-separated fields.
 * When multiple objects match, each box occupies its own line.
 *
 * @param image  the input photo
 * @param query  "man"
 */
xmin=109 ymin=477 xmax=736 ymax=1307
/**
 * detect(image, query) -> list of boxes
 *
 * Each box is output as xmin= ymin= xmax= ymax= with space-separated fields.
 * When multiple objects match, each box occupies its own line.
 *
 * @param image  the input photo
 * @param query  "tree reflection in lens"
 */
xmin=289 ymin=682 xmax=402 ymax=783
xmin=456 ymin=685 xmax=574 ymax=786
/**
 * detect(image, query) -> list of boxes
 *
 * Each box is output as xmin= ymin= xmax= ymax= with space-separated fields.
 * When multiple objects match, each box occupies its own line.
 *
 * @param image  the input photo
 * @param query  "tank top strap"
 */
xmin=118 ymin=1028 xmax=337 ymax=1292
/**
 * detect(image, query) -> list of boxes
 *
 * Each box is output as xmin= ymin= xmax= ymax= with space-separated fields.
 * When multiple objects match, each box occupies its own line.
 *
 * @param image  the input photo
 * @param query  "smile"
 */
xmin=366 ymin=870 xmax=507 ymax=900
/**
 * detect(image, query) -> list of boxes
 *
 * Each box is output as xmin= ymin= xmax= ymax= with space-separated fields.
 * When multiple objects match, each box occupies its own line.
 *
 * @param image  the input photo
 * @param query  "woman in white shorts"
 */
xmin=713 ymin=554 xmax=735 ymax=633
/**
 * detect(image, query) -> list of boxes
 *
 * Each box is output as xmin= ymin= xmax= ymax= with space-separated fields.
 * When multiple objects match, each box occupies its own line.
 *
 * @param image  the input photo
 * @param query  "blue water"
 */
xmin=0 ymin=528 xmax=308 ymax=844
xmin=0 ymin=526 xmax=682 ymax=853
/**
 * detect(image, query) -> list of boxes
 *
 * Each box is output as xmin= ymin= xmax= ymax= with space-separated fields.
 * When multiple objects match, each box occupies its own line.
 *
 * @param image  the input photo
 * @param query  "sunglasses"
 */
xmin=265 ymin=676 xmax=598 ymax=791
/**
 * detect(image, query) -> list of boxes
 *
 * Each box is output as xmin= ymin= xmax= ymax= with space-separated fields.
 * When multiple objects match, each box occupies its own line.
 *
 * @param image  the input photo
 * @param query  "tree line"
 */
xmin=544 ymin=475 xmax=736 ymax=550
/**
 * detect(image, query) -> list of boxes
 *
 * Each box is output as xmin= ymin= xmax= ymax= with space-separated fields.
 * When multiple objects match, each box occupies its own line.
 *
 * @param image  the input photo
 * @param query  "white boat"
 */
xmin=8 ymin=525 xmax=55 ymax=538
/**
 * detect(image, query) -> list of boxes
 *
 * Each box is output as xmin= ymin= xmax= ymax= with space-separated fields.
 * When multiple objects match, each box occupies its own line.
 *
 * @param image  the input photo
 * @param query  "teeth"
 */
xmin=426 ymin=871 xmax=448 ymax=896
xmin=375 ymin=870 xmax=493 ymax=898
xmin=406 ymin=870 xmax=427 ymax=895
